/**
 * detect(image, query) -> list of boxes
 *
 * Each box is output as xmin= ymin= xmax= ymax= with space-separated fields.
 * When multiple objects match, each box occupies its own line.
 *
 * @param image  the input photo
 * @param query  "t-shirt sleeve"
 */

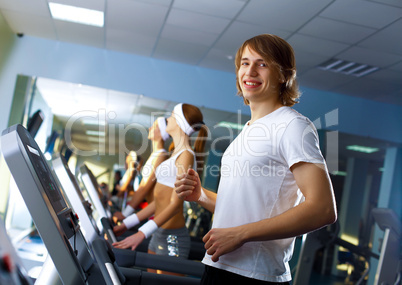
xmin=279 ymin=117 xmax=325 ymax=168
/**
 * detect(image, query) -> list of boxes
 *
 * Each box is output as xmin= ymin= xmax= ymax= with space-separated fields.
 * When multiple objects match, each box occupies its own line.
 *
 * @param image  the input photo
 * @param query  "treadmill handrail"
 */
xmin=113 ymin=247 xmax=205 ymax=277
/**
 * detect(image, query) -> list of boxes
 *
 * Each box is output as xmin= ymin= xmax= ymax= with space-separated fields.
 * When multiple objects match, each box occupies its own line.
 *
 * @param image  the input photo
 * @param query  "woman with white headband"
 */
xmin=112 ymin=117 xmax=170 ymax=227
xmin=113 ymin=103 xmax=208 ymax=272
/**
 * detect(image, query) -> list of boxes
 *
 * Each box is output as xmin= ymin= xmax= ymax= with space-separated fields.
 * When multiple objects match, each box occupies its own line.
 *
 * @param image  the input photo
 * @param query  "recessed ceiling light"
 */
xmin=49 ymin=2 xmax=104 ymax=27
xmin=86 ymin=130 xmax=105 ymax=136
xmin=346 ymin=145 xmax=379 ymax=153
xmin=216 ymin=121 xmax=243 ymax=130
xmin=331 ymin=170 xmax=347 ymax=176
xmin=82 ymin=119 xmax=106 ymax=126
xmin=317 ymin=58 xmax=379 ymax=77
xmin=88 ymin=137 xmax=105 ymax=143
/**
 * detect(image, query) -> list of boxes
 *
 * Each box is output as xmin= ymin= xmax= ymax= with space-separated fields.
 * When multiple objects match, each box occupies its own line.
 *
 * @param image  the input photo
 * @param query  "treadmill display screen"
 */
xmin=21 ymin=127 xmax=67 ymax=214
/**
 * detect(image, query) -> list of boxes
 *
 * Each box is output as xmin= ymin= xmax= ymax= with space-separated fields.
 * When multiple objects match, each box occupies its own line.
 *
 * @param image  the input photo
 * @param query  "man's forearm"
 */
xmin=198 ymin=188 xmax=217 ymax=213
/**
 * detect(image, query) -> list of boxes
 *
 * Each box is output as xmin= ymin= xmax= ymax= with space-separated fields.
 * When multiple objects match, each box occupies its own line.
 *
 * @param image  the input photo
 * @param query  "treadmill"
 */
xmin=52 ymin=155 xmax=101 ymax=245
xmin=52 ymin=154 xmax=204 ymax=277
xmin=1 ymin=124 xmax=201 ymax=284
xmin=0 ymin=217 xmax=33 ymax=285
xmin=78 ymin=163 xmax=112 ymax=230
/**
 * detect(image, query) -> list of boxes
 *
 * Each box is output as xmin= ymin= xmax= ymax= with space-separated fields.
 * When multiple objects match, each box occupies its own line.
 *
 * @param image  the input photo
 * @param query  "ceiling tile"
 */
xmin=153 ymin=38 xmax=210 ymax=65
xmin=198 ymin=48 xmax=236 ymax=73
xmin=214 ymin=21 xmax=291 ymax=56
xmin=319 ymin=0 xmax=402 ymax=28
xmin=166 ymin=8 xmax=230 ymax=35
xmin=332 ymin=76 xmax=401 ymax=101
xmin=0 ymin=0 xmax=49 ymax=16
xmin=288 ymin=33 xmax=350 ymax=57
xmin=338 ymin=46 xmax=402 ymax=68
xmin=1 ymin=10 xmax=56 ymax=38
xmin=299 ymin=17 xmax=376 ymax=44
xmin=298 ymin=68 xmax=355 ymax=91
xmin=51 ymin=0 xmax=106 ymax=11
xmin=107 ymin=0 xmax=169 ymax=36
xmin=161 ymin=24 xmax=219 ymax=46
xmin=106 ymin=28 xmax=157 ymax=57
xmin=292 ymin=50 xmax=329 ymax=75
xmin=365 ymin=68 xmax=402 ymax=85
xmin=369 ymin=0 xmax=402 ymax=8
xmin=238 ymin=0 xmax=333 ymax=32
xmin=357 ymin=18 xmax=402 ymax=56
xmin=132 ymin=0 xmax=172 ymax=7
xmin=54 ymin=20 xmax=104 ymax=48
xmin=107 ymin=97 xmax=138 ymax=124
xmin=173 ymin=0 xmax=245 ymax=18
xmin=293 ymin=50 xmax=331 ymax=69
xmin=389 ymin=60 xmax=402 ymax=72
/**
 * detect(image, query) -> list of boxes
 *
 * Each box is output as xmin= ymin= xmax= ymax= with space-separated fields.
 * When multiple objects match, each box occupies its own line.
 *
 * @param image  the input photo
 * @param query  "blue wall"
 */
xmin=0 ymin=27 xmax=401 ymax=145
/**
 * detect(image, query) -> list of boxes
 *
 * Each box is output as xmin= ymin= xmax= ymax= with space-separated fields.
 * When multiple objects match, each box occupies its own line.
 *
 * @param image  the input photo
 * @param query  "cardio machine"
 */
xmin=293 ymin=208 xmax=401 ymax=285
xmin=51 ymin=154 xmax=204 ymax=278
xmin=52 ymin=155 xmax=101 ymax=245
xmin=0 ymin=216 xmax=33 ymax=285
xmin=78 ymin=163 xmax=113 ymax=230
xmin=1 ymin=124 xmax=201 ymax=284
xmin=77 ymin=163 xmax=146 ymax=245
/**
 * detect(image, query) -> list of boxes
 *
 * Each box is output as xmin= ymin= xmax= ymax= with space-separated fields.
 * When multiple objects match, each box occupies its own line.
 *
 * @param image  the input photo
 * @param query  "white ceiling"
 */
xmin=1 ymin=0 xmax=401 ymax=171
xmin=0 ymin=0 xmax=401 ymax=106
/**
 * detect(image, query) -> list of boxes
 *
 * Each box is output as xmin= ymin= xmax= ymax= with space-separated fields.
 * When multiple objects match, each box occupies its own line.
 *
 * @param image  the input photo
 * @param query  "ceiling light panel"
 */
xmin=49 ymin=2 xmax=104 ymax=27
xmin=317 ymin=58 xmax=379 ymax=77
xmin=346 ymin=145 xmax=379 ymax=154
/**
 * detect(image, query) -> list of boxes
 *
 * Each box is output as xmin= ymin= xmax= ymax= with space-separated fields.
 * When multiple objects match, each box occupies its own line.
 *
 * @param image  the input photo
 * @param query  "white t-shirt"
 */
xmin=202 ymin=106 xmax=326 ymax=282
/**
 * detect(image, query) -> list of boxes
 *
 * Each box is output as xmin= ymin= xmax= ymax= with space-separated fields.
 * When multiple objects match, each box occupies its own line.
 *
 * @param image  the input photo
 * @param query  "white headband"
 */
xmin=157 ymin=117 xmax=169 ymax=141
xmin=173 ymin=103 xmax=194 ymax=136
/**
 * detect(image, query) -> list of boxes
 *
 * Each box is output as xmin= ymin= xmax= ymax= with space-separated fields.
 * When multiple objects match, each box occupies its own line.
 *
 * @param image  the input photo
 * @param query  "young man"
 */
xmin=174 ymin=34 xmax=337 ymax=284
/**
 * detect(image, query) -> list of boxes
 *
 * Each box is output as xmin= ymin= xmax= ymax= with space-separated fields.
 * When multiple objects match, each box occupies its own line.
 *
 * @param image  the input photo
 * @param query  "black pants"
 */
xmin=201 ymin=265 xmax=291 ymax=285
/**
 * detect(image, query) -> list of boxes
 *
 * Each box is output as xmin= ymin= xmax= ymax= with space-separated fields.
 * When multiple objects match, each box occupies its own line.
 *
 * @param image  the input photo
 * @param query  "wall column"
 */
xmin=332 ymin=157 xmax=369 ymax=276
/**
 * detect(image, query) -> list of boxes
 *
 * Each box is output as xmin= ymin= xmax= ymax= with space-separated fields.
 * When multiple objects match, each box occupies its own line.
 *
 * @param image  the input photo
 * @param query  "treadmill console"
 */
xmin=1 ymin=125 xmax=99 ymax=284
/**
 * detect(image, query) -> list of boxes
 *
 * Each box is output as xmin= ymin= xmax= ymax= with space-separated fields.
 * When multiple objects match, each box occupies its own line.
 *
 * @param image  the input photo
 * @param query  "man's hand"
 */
xmin=174 ymin=169 xmax=201 ymax=202
xmin=203 ymin=227 xmax=244 ymax=262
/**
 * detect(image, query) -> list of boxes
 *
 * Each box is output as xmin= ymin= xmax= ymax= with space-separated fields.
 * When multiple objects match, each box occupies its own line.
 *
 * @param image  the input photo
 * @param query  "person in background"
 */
xmin=113 ymin=103 xmax=208 ymax=275
xmin=113 ymin=117 xmax=170 ymax=228
xmin=117 ymin=151 xmax=138 ymax=197
xmin=111 ymin=170 xmax=122 ymax=196
xmin=132 ymin=155 xmax=144 ymax=195
xmin=174 ymin=34 xmax=337 ymax=284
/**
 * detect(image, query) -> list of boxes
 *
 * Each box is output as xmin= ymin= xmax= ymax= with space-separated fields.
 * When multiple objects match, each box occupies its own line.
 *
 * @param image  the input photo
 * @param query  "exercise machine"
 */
xmin=52 ymin=155 xmax=101 ymax=245
xmin=77 ymin=163 xmax=133 ymax=244
xmin=78 ymin=163 xmax=112 ymax=228
xmin=293 ymin=208 xmax=401 ymax=285
xmin=371 ymin=208 xmax=401 ymax=285
xmin=1 ymin=124 xmax=201 ymax=284
xmin=0 ymin=217 xmax=33 ymax=285
xmin=51 ymin=153 xmax=204 ymax=277
xmin=77 ymin=160 xmax=206 ymax=262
